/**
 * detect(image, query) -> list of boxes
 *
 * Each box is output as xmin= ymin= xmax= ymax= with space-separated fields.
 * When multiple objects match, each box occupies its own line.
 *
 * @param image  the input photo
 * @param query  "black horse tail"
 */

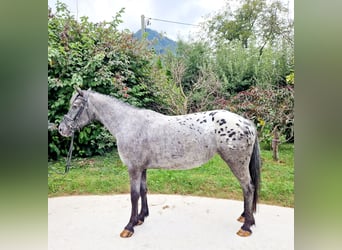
xmin=249 ymin=136 xmax=261 ymax=213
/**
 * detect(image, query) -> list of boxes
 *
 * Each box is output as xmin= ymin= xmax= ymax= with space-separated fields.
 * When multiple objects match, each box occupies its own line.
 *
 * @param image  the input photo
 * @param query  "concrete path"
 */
xmin=48 ymin=194 xmax=293 ymax=250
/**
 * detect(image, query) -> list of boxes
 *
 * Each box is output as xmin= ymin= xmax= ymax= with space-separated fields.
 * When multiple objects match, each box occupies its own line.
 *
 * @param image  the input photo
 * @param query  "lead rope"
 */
xmin=65 ymin=132 xmax=75 ymax=173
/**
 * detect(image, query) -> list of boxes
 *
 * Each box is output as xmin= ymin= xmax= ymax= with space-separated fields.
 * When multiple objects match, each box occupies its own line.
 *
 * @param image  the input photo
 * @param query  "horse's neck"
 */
xmin=89 ymin=92 xmax=135 ymax=136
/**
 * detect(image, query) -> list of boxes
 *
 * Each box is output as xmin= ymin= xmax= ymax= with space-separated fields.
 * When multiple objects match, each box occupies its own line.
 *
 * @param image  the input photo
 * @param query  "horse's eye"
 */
xmin=72 ymin=105 xmax=77 ymax=110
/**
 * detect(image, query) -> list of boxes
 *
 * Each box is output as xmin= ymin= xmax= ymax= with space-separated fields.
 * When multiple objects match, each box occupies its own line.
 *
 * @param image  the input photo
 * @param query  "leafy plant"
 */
xmin=48 ymin=2 xmax=168 ymax=160
xmin=226 ymin=85 xmax=294 ymax=146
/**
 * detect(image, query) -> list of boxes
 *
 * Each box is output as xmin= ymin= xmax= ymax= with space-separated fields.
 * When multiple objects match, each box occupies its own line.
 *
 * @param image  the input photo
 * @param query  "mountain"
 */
xmin=133 ymin=28 xmax=177 ymax=54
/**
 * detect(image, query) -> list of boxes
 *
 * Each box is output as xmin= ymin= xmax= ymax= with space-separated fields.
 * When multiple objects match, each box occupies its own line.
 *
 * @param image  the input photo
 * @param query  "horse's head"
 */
xmin=58 ymin=86 xmax=92 ymax=137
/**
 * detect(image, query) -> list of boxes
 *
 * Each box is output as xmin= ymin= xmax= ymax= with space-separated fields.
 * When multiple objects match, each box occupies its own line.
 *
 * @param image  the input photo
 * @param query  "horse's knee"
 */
xmin=130 ymin=188 xmax=140 ymax=201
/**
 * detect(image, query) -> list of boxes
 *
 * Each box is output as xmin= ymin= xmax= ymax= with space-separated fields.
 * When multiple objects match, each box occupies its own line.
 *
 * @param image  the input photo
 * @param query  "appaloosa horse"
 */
xmin=58 ymin=87 xmax=261 ymax=237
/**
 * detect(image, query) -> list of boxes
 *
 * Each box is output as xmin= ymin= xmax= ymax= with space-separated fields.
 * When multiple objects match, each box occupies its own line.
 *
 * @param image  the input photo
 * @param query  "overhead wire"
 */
xmin=145 ymin=17 xmax=200 ymax=27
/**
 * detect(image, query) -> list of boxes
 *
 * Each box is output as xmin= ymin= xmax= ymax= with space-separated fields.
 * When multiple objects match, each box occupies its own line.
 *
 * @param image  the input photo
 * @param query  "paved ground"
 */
xmin=48 ymin=194 xmax=293 ymax=250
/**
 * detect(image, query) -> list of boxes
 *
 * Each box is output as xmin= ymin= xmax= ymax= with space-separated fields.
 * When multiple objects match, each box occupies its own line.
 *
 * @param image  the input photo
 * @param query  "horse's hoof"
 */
xmin=237 ymin=215 xmax=245 ymax=223
xmin=120 ymin=229 xmax=133 ymax=238
xmin=237 ymin=228 xmax=252 ymax=237
xmin=136 ymin=220 xmax=144 ymax=226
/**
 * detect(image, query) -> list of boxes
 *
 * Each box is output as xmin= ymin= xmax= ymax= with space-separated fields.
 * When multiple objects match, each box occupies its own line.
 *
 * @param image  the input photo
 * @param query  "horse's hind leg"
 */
xmin=220 ymin=153 xmax=255 ymax=237
xmin=137 ymin=169 xmax=149 ymax=225
xmin=120 ymin=168 xmax=142 ymax=238
xmin=237 ymin=179 xmax=256 ymax=236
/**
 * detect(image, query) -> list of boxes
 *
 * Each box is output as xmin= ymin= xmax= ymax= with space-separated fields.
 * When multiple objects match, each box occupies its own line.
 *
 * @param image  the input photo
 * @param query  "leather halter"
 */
xmin=63 ymin=93 xmax=89 ymax=173
xmin=63 ymin=94 xmax=89 ymax=132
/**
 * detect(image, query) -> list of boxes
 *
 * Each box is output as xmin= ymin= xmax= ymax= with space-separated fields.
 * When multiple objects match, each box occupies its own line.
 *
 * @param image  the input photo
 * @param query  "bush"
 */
xmin=214 ymin=40 xmax=293 ymax=94
xmin=48 ymin=2 xmax=167 ymax=160
xmin=226 ymin=85 xmax=294 ymax=146
xmin=161 ymin=38 xmax=293 ymax=114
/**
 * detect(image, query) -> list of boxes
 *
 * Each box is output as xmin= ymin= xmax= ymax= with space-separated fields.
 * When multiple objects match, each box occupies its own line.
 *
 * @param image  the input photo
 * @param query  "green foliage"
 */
xmin=214 ymin=40 xmax=258 ymax=93
xmin=199 ymin=0 xmax=294 ymax=95
xmin=226 ymin=85 xmax=294 ymax=145
xmin=48 ymin=2 xmax=167 ymax=160
xmin=205 ymin=0 xmax=293 ymax=49
xmin=186 ymin=63 xmax=225 ymax=112
xmin=213 ymin=38 xmax=293 ymax=94
xmin=174 ymin=41 xmax=211 ymax=92
xmin=286 ymin=72 xmax=294 ymax=85
xmin=161 ymin=37 xmax=293 ymax=114
xmin=209 ymin=0 xmax=265 ymax=48
xmin=149 ymin=56 xmax=187 ymax=115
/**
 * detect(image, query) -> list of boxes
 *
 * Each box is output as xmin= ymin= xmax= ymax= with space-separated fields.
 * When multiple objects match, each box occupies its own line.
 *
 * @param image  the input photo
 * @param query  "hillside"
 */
xmin=134 ymin=28 xmax=177 ymax=54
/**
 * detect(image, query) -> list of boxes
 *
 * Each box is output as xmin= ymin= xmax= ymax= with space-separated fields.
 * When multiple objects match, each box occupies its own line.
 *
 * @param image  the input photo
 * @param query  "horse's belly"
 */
xmin=148 ymin=140 xmax=216 ymax=170
xmin=152 ymin=157 xmax=213 ymax=170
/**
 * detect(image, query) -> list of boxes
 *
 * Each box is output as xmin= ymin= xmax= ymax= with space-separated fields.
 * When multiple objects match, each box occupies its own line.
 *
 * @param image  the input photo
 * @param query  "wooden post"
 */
xmin=272 ymin=126 xmax=280 ymax=161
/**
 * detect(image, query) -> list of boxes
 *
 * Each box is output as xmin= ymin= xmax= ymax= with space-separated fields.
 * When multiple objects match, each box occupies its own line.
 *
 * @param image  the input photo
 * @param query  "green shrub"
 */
xmin=226 ymin=85 xmax=294 ymax=145
xmin=48 ymin=2 xmax=167 ymax=160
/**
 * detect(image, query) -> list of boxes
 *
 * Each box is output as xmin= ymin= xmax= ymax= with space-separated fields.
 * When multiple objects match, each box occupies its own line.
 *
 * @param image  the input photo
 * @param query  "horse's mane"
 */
xmin=88 ymin=90 xmax=142 ymax=111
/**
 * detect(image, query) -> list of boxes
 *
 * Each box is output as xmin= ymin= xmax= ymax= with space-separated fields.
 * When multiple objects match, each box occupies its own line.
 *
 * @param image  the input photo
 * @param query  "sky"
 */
xmin=48 ymin=0 xmax=294 ymax=41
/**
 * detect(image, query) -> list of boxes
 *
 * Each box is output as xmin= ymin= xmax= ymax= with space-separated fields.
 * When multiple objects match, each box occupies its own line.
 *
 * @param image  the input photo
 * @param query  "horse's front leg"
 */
xmin=120 ymin=168 xmax=142 ymax=238
xmin=137 ymin=169 xmax=149 ymax=225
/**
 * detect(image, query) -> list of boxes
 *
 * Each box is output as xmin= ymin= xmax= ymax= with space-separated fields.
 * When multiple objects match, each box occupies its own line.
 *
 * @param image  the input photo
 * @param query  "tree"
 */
xmin=204 ymin=0 xmax=293 ymax=53
xmin=206 ymin=0 xmax=265 ymax=48
xmin=196 ymin=0 xmax=294 ymax=93
xmin=257 ymin=0 xmax=294 ymax=56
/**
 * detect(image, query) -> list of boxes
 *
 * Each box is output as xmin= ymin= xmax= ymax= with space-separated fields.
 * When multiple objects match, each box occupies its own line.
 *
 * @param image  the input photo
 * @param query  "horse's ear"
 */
xmin=74 ymin=86 xmax=84 ymax=96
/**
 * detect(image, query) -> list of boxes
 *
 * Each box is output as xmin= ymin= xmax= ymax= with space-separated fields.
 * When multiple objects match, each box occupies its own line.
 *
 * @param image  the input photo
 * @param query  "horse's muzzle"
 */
xmin=58 ymin=122 xmax=73 ymax=137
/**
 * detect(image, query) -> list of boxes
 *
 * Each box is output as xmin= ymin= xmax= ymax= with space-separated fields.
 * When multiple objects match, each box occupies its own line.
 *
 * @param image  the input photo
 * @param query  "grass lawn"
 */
xmin=48 ymin=143 xmax=294 ymax=207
